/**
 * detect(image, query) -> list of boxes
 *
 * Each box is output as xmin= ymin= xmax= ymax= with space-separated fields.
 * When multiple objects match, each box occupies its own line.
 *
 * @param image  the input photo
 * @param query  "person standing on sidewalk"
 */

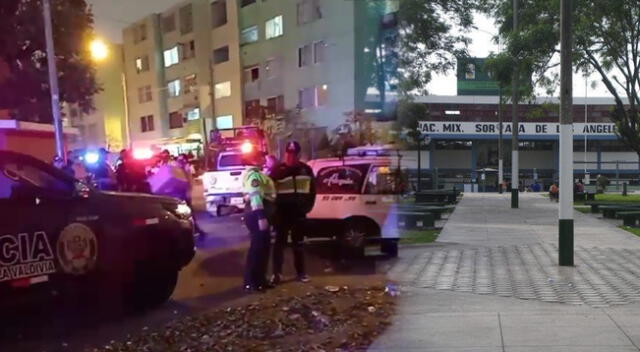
xmin=270 ymin=141 xmax=316 ymax=284
xmin=243 ymin=152 xmax=276 ymax=292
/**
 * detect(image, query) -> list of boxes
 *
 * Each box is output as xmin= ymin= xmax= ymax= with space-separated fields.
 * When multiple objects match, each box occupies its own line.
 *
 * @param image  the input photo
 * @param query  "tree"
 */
xmin=488 ymin=0 xmax=640 ymax=155
xmin=0 ymin=0 xmax=99 ymax=122
xmin=397 ymin=0 xmax=488 ymax=94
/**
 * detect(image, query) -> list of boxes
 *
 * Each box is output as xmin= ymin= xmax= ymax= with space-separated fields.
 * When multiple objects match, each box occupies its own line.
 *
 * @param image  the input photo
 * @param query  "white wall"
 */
xmin=601 ymin=152 xmax=639 ymax=170
xmin=398 ymin=150 xmax=430 ymax=169
xmin=433 ymin=150 xmax=472 ymax=169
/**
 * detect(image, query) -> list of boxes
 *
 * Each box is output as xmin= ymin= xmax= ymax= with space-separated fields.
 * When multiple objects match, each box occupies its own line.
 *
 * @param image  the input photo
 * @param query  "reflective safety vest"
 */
xmin=275 ymin=175 xmax=313 ymax=194
xmin=243 ymin=167 xmax=276 ymax=212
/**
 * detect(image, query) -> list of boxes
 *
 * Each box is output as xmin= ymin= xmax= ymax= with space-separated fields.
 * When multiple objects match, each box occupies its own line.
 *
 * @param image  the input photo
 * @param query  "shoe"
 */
xmin=270 ymin=274 xmax=282 ymax=285
xmin=297 ymin=274 xmax=311 ymax=283
xmin=243 ymin=285 xmax=266 ymax=293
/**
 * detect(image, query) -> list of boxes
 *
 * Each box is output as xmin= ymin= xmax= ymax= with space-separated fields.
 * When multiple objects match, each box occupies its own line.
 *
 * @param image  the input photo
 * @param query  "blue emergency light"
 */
xmin=84 ymin=152 xmax=100 ymax=164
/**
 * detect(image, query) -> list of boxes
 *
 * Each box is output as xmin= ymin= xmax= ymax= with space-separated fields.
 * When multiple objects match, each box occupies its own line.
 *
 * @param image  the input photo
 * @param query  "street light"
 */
xmin=90 ymin=39 xmax=109 ymax=62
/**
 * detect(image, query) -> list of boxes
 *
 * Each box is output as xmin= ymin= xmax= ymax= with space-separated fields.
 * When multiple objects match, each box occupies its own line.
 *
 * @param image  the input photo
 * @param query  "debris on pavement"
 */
xmin=88 ymin=285 xmax=395 ymax=352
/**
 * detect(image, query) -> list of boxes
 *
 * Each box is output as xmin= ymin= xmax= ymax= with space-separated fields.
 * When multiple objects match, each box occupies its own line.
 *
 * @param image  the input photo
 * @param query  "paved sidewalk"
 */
xmin=372 ymin=193 xmax=640 ymax=351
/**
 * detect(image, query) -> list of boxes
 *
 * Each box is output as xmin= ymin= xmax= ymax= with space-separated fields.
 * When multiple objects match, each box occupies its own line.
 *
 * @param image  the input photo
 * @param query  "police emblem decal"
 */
xmin=251 ymin=179 xmax=260 ymax=187
xmin=56 ymin=223 xmax=98 ymax=275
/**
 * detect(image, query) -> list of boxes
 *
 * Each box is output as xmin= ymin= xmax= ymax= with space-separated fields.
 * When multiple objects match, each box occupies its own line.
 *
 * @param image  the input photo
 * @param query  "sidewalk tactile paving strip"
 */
xmin=393 ymin=243 xmax=640 ymax=307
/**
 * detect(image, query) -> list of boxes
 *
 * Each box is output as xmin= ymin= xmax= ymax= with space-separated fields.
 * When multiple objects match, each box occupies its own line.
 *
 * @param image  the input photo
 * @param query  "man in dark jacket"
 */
xmin=270 ymin=141 xmax=316 ymax=284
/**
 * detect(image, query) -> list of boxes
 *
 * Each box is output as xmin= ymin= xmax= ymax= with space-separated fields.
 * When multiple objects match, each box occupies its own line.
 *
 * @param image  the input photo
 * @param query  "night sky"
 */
xmin=88 ymin=0 xmax=180 ymax=43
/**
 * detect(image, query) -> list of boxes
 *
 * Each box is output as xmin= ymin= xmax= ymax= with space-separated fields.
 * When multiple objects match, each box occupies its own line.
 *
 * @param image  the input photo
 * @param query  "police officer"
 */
xmin=243 ymin=151 xmax=276 ymax=292
xmin=270 ymin=141 xmax=316 ymax=284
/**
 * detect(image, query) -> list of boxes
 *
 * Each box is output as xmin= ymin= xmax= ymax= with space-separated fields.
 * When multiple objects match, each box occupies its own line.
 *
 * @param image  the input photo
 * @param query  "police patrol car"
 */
xmin=305 ymin=145 xmax=405 ymax=257
xmin=202 ymin=126 xmax=267 ymax=216
xmin=0 ymin=151 xmax=195 ymax=312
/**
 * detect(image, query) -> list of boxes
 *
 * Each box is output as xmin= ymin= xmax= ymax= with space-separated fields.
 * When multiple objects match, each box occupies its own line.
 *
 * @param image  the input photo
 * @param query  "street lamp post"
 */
xmin=511 ymin=0 xmax=520 ymax=208
xmin=43 ymin=0 xmax=65 ymax=159
xmin=559 ymin=0 xmax=574 ymax=266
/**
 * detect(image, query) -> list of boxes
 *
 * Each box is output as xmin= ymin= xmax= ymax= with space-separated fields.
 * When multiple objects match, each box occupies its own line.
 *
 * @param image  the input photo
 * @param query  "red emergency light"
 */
xmin=133 ymin=148 xmax=153 ymax=160
xmin=241 ymin=140 xmax=254 ymax=154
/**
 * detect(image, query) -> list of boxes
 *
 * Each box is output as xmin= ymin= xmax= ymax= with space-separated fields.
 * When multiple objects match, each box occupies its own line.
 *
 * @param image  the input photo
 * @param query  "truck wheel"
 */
xmin=341 ymin=220 xmax=369 ymax=258
xmin=381 ymin=240 xmax=399 ymax=257
xmin=129 ymin=269 xmax=178 ymax=311
xmin=206 ymin=202 xmax=220 ymax=217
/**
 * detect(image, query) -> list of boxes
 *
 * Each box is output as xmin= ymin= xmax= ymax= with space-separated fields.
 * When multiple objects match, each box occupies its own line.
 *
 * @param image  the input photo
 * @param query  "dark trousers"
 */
xmin=244 ymin=210 xmax=271 ymax=287
xmin=273 ymin=218 xmax=305 ymax=276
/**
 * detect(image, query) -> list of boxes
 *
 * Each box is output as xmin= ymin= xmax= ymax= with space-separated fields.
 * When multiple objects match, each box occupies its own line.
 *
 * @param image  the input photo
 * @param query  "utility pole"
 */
xmin=498 ymin=86 xmax=504 ymax=194
xmin=43 ymin=0 xmax=65 ymax=159
xmin=559 ymin=0 xmax=574 ymax=266
xmin=511 ymin=0 xmax=520 ymax=208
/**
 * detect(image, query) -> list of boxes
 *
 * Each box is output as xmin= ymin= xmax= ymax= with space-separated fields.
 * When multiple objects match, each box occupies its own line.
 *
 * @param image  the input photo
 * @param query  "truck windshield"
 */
xmin=218 ymin=153 xmax=254 ymax=169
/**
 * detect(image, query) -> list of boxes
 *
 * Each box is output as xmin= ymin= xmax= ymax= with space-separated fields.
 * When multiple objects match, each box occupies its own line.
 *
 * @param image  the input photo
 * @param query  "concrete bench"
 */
xmin=617 ymin=211 xmax=640 ymax=227
xmin=599 ymin=205 xmax=640 ymax=219
xmin=397 ymin=211 xmax=435 ymax=229
xmin=585 ymin=202 xmax=638 ymax=213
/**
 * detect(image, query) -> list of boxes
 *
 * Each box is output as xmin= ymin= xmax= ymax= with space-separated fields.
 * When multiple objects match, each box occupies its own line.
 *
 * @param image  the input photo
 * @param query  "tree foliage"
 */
xmin=488 ymin=0 xmax=640 ymax=154
xmin=398 ymin=0 xmax=488 ymax=94
xmin=0 ymin=0 xmax=99 ymax=122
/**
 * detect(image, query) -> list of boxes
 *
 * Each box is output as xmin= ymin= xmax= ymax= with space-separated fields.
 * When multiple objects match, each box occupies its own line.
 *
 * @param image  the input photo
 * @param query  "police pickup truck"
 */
xmin=0 ymin=151 xmax=195 ymax=313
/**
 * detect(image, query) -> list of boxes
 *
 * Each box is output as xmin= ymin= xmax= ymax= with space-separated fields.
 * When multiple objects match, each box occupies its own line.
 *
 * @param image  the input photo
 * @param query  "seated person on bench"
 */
xmin=549 ymin=183 xmax=559 ymax=202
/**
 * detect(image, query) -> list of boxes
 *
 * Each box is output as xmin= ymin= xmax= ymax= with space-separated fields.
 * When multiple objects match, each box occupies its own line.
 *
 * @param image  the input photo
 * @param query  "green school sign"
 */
xmin=457 ymin=58 xmax=500 ymax=96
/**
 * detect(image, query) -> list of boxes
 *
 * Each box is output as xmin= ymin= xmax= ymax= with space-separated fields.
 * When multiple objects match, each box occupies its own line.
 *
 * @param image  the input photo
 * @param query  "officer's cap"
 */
xmin=286 ymin=141 xmax=301 ymax=154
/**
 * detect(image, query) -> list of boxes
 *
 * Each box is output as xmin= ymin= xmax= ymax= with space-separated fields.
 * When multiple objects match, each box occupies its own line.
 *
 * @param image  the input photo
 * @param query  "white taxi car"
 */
xmin=304 ymin=146 xmax=405 ymax=257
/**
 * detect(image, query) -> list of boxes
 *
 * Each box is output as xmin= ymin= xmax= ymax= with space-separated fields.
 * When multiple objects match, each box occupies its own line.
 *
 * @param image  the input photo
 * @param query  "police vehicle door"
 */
xmin=362 ymin=164 xmax=401 ymax=238
xmin=0 ymin=155 xmax=76 ymax=288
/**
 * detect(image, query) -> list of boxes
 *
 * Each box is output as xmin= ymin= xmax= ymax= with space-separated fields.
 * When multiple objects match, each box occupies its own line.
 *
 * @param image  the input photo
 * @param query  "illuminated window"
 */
xmin=214 ymin=81 xmax=231 ymax=99
xmin=164 ymin=46 xmax=180 ymax=67
xmin=216 ymin=115 xmax=233 ymax=129
xmin=168 ymin=79 xmax=181 ymax=97
xmin=265 ymin=15 xmax=283 ymax=39
xmin=241 ymin=25 xmax=259 ymax=44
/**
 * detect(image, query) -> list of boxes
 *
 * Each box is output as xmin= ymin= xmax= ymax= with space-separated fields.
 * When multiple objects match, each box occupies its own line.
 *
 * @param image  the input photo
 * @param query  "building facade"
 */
xmin=122 ymin=0 xmax=244 ymax=154
xmin=414 ymin=95 xmax=638 ymax=191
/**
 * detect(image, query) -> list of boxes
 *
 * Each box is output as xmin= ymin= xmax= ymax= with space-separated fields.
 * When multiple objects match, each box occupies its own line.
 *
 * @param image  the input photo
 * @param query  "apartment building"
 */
xmin=67 ymin=41 xmax=127 ymax=152
xmin=237 ymin=0 xmax=399 ymax=154
xmin=122 ymin=0 xmax=244 ymax=154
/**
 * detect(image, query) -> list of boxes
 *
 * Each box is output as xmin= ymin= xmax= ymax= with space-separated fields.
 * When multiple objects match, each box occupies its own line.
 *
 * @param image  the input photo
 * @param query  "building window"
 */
xmin=298 ymin=44 xmax=312 ymax=67
xmin=211 ymin=0 xmax=227 ymax=28
xmin=179 ymin=4 xmax=193 ymax=34
xmin=314 ymin=41 xmax=326 ymax=64
xmin=245 ymin=99 xmax=261 ymax=120
xmin=133 ymin=23 xmax=147 ymax=43
xmin=216 ymin=115 xmax=233 ymax=129
xmin=135 ymin=56 xmax=150 ymax=73
xmin=265 ymin=15 xmax=284 ymax=39
xmin=168 ymin=79 xmax=181 ymax=97
xmin=187 ymin=108 xmax=200 ymax=121
xmin=169 ymin=111 xmax=183 ymax=129
xmin=162 ymin=13 xmax=176 ymax=33
xmin=137 ymin=85 xmax=152 ymax=103
xmin=213 ymin=46 xmax=229 ymax=64
xmin=297 ymin=0 xmax=322 ymax=25
xmin=140 ymin=115 xmax=154 ymax=132
xmin=244 ymin=66 xmax=260 ymax=83
xmin=241 ymin=0 xmax=256 ymax=7
xmin=298 ymin=87 xmax=315 ymax=108
xmin=183 ymin=74 xmax=197 ymax=94
xmin=182 ymin=40 xmax=196 ymax=60
xmin=316 ymin=84 xmax=328 ymax=106
xmin=214 ymin=81 xmax=231 ymax=99
xmin=241 ymin=25 xmax=259 ymax=44
xmin=267 ymin=95 xmax=285 ymax=114
xmin=164 ymin=46 xmax=180 ymax=67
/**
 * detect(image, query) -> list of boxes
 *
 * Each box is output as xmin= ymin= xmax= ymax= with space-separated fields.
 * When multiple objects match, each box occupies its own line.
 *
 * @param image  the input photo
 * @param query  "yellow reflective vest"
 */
xmin=243 ymin=167 xmax=276 ymax=213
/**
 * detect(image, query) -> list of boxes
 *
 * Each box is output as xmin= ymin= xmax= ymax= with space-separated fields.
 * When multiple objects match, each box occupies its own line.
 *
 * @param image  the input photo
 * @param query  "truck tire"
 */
xmin=206 ymin=202 xmax=221 ymax=217
xmin=381 ymin=239 xmax=399 ymax=257
xmin=341 ymin=219 xmax=370 ymax=258
xmin=129 ymin=268 xmax=178 ymax=311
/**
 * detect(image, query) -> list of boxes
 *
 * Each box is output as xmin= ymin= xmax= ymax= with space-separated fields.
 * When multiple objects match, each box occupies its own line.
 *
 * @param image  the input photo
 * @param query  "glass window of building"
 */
xmin=162 ymin=13 xmax=176 ymax=33
xmin=216 ymin=115 xmax=233 ymax=129
xmin=241 ymin=25 xmax=259 ymax=44
xmin=133 ymin=23 xmax=147 ymax=43
xmin=182 ymin=40 xmax=196 ymax=60
xmin=267 ymin=95 xmax=285 ymax=114
xmin=213 ymin=46 xmax=229 ymax=64
xmin=214 ymin=81 xmax=231 ymax=99
xmin=313 ymin=40 xmax=326 ymax=64
xmin=244 ymin=66 xmax=260 ymax=83
xmin=140 ymin=115 xmax=154 ymax=132
xmin=183 ymin=74 xmax=197 ymax=94
xmin=187 ymin=108 xmax=200 ymax=121
xmin=297 ymin=0 xmax=322 ymax=25
xmin=135 ymin=56 xmax=149 ymax=73
xmin=241 ymin=0 xmax=256 ymax=7
xmin=299 ymin=87 xmax=315 ymax=108
xmin=168 ymin=79 xmax=181 ymax=97
xmin=179 ymin=4 xmax=193 ymax=34
xmin=164 ymin=46 xmax=180 ymax=67
xmin=316 ymin=84 xmax=328 ymax=106
xmin=137 ymin=85 xmax=152 ymax=103
xmin=265 ymin=15 xmax=284 ymax=39
xmin=211 ymin=0 xmax=227 ymax=28
xmin=169 ymin=111 xmax=183 ymax=129
xmin=298 ymin=44 xmax=311 ymax=67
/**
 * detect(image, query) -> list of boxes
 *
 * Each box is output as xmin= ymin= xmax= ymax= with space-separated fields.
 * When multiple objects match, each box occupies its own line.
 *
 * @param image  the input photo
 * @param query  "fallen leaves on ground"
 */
xmin=88 ymin=285 xmax=395 ymax=352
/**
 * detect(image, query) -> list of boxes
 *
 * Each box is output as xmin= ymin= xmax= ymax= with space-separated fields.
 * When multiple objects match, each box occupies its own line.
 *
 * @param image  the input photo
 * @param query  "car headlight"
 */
xmin=175 ymin=202 xmax=193 ymax=220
